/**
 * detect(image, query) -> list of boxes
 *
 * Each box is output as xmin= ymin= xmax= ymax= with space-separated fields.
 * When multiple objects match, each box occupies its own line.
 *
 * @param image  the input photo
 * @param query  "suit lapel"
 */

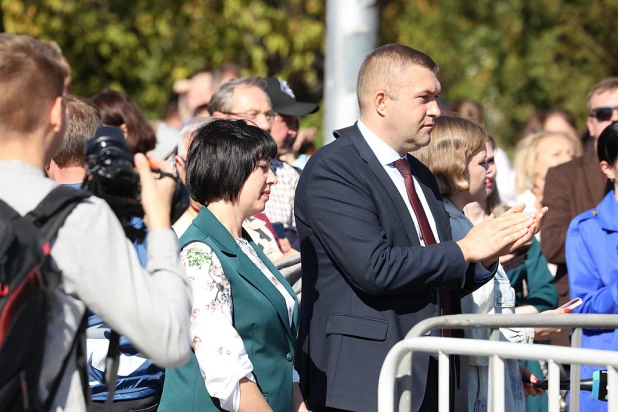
xmin=348 ymin=125 xmax=421 ymax=246
xmin=232 ymin=249 xmax=295 ymax=343
xmin=191 ymin=208 xmax=295 ymax=344
xmin=250 ymin=238 xmax=299 ymax=337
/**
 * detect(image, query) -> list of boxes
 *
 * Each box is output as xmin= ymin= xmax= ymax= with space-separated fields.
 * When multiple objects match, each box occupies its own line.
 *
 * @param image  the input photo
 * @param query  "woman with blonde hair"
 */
xmin=513 ymin=131 xmax=582 ymax=212
xmin=416 ymin=115 xmax=556 ymax=411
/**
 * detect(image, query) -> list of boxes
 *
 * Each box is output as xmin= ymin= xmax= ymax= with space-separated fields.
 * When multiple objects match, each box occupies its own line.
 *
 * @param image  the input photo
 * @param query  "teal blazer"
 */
xmin=159 ymin=207 xmax=299 ymax=412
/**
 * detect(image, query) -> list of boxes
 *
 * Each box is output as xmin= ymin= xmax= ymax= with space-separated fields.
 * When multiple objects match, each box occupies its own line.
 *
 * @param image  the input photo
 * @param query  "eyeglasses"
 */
xmin=589 ymin=106 xmax=618 ymax=122
xmin=219 ymin=110 xmax=277 ymax=122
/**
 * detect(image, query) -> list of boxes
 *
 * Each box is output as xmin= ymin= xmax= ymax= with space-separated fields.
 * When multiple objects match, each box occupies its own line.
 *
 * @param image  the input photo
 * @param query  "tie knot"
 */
xmin=394 ymin=158 xmax=412 ymax=176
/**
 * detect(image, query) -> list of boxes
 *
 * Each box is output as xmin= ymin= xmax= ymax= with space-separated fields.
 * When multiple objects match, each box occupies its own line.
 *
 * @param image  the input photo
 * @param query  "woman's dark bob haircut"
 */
xmin=186 ymin=119 xmax=277 ymax=205
xmin=597 ymin=121 xmax=618 ymax=194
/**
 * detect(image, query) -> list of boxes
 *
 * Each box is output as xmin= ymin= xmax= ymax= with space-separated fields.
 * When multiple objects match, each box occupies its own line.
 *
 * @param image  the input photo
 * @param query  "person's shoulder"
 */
xmin=69 ymin=195 xmax=118 ymax=223
xmin=568 ymin=208 xmax=600 ymax=234
xmin=300 ymin=136 xmax=361 ymax=179
xmin=180 ymin=241 xmax=215 ymax=267
xmin=548 ymin=155 xmax=586 ymax=177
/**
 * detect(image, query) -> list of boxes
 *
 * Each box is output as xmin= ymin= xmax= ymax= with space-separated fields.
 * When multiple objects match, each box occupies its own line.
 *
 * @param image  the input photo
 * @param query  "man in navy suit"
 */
xmin=294 ymin=44 xmax=545 ymax=412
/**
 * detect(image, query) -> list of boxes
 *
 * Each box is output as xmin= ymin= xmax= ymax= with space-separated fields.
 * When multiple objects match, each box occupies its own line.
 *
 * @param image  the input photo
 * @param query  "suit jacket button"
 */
xmin=286 ymin=353 xmax=294 ymax=362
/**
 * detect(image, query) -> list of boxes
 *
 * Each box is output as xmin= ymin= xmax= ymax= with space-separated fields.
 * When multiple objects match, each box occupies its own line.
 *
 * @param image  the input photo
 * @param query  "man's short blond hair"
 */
xmin=0 ymin=34 xmax=68 ymax=134
xmin=414 ymin=115 xmax=487 ymax=197
xmin=587 ymin=77 xmax=618 ymax=112
xmin=513 ymin=131 xmax=583 ymax=194
xmin=357 ymin=44 xmax=438 ymax=116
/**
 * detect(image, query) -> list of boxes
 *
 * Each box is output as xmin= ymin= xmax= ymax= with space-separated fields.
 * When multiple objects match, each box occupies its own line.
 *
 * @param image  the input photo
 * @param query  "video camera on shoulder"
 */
xmin=81 ymin=126 xmax=189 ymax=241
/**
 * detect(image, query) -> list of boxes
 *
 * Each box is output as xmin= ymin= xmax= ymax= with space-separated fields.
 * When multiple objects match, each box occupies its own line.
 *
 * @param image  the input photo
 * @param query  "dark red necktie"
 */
xmin=394 ymin=158 xmax=452 ymax=337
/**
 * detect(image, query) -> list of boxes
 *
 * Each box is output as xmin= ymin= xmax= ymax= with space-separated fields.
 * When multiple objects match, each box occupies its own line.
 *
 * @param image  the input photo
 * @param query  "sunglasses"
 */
xmin=589 ymin=106 xmax=618 ymax=122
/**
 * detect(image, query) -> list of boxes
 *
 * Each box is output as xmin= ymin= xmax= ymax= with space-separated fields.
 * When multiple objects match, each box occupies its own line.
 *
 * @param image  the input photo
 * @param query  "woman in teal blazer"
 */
xmin=159 ymin=119 xmax=307 ymax=412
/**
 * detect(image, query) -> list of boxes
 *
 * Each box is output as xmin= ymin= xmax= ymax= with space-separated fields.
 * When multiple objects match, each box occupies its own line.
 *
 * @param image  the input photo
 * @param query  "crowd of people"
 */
xmin=0 ymin=32 xmax=617 ymax=412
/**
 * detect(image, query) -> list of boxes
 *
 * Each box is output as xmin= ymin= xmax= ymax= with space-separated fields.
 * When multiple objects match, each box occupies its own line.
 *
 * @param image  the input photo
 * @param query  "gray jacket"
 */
xmin=0 ymin=161 xmax=192 ymax=411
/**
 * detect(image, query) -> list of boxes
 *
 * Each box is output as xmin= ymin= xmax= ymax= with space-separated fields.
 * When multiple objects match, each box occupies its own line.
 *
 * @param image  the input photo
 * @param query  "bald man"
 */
xmin=294 ymin=44 xmax=544 ymax=412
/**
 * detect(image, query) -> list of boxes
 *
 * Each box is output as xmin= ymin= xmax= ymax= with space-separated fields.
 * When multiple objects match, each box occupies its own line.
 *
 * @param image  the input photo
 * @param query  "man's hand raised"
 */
xmin=456 ymin=204 xmax=547 ymax=265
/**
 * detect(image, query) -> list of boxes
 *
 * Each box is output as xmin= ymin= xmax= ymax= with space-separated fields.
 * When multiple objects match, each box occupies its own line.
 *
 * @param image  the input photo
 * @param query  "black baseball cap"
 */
xmin=264 ymin=77 xmax=319 ymax=116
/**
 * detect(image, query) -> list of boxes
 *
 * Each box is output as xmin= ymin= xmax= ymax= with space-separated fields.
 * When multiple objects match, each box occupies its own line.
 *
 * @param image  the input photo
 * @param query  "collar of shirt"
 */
xmin=270 ymin=158 xmax=285 ymax=174
xmin=357 ymin=120 xmax=404 ymax=166
xmin=0 ymin=160 xmax=46 ymax=177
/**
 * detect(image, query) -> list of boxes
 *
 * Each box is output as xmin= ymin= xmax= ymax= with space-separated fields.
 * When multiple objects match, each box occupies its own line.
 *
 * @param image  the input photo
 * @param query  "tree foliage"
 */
xmin=3 ymin=0 xmax=618 ymax=149
xmin=383 ymin=0 xmax=618 ymax=147
xmin=2 ymin=0 xmax=324 ymax=118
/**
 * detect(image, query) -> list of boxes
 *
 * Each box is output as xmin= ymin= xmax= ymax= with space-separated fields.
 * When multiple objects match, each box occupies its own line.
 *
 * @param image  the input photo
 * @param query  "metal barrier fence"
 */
xmin=377 ymin=314 xmax=618 ymax=412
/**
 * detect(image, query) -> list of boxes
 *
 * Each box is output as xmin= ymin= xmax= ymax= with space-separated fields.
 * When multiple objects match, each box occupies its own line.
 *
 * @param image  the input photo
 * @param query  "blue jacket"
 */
xmin=566 ymin=190 xmax=618 ymax=410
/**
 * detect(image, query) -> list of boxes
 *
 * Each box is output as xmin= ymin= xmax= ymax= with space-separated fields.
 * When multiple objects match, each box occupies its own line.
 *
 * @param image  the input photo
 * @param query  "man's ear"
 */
xmin=174 ymin=155 xmax=187 ymax=184
xmin=212 ymin=111 xmax=225 ymax=119
xmin=600 ymin=160 xmax=616 ymax=181
xmin=50 ymin=96 xmax=65 ymax=133
xmin=587 ymin=115 xmax=596 ymax=140
xmin=119 ymin=123 xmax=129 ymax=137
xmin=374 ymin=90 xmax=388 ymax=117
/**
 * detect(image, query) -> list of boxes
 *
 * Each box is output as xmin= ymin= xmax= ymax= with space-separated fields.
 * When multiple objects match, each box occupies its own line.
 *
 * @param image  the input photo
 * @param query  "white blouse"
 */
xmin=180 ymin=238 xmax=299 ymax=412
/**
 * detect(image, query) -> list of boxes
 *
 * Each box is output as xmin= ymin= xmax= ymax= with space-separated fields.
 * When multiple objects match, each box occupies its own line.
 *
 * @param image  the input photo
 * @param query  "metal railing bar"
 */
xmin=378 ymin=337 xmax=618 ymax=412
xmin=438 ymin=351 xmax=449 ymax=412
xmin=405 ymin=314 xmax=618 ymax=339
xmin=570 ymin=327 xmax=583 ymax=409
xmin=609 ymin=366 xmax=618 ymax=412
xmin=548 ymin=360 xmax=560 ymax=412
xmin=489 ymin=354 xmax=505 ymax=412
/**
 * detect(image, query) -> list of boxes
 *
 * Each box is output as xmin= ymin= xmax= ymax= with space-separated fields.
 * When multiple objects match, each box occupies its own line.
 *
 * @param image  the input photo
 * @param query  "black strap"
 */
xmin=26 ymin=186 xmax=91 ymax=410
xmin=103 ymin=331 xmax=121 ymax=409
xmin=25 ymin=186 xmax=90 ymax=242
xmin=43 ymin=312 xmax=88 ymax=411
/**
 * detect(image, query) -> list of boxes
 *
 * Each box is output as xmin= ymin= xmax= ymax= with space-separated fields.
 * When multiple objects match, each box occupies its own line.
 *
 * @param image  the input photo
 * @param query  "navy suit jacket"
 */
xmin=295 ymin=124 xmax=488 ymax=411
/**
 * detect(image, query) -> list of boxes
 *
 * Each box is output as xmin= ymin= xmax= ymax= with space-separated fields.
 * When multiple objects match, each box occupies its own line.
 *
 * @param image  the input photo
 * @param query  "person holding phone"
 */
xmin=566 ymin=121 xmax=618 ymax=411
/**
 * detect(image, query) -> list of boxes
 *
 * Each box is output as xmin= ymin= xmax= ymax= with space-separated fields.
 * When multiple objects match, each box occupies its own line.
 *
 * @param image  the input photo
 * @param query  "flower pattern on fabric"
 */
xmin=180 ymin=239 xmax=298 ymax=412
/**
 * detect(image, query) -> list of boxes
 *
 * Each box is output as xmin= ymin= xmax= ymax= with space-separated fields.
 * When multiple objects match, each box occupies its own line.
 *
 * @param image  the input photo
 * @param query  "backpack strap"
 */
xmin=25 ymin=186 xmax=91 ymax=242
xmin=26 ymin=186 xmax=92 ymax=410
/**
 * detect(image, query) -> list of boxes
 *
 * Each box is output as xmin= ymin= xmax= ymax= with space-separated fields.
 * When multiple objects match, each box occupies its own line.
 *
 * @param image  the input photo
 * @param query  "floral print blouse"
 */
xmin=180 ymin=237 xmax=299 ymax=412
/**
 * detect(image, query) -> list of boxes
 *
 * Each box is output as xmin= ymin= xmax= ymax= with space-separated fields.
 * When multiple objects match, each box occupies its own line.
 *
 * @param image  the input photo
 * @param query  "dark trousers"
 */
xmin=88 ymin=394 xmax=159 ymax=412
xmin=312 ymin=356 xmax=462 ymax=412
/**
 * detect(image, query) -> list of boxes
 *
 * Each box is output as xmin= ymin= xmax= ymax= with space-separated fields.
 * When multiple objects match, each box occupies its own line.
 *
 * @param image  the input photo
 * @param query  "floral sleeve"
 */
xmin=181 ymin=242 xmax=255 ymax=412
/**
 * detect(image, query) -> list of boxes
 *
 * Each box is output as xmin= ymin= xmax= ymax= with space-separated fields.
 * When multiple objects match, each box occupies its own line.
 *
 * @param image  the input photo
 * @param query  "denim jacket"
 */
xmin=444 ymin=199 xmax=529 ymax=412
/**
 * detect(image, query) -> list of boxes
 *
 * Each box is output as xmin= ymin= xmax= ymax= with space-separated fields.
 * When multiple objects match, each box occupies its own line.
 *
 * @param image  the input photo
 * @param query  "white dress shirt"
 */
xmin=357 ymin=120 xmax=440 ymax=245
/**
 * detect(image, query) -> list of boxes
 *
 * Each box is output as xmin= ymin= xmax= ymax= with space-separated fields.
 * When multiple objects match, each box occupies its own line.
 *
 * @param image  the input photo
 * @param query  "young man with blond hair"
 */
xmin=0 ymin=34 xmax=192 ymax=411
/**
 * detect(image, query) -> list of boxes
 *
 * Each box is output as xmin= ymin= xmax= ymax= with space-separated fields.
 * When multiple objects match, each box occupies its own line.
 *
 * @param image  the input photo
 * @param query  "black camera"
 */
xmin=82 ymin=126 xmax=189 ymax=241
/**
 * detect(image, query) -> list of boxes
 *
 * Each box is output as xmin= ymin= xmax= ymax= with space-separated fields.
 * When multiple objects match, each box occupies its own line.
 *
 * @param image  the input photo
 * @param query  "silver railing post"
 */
xmin=570 ymin=327 xmax=583 ymax=411
xmin=608 ymin=366 xmax=618 ymax=412
xmin=438 ymin=351 xmax=450 ymax=412
xmin=378 ymin=315 xmax=618 ymax=412
xmin=547 ymin=360 xmax=561 ymax=412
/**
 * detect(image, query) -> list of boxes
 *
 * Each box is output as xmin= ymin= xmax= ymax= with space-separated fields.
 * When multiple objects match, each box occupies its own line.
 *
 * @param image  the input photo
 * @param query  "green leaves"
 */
xmin=3 ymin=0 xmax=325 ymax=120
xmin=384 ymin=0 xmax=617 ymax=149
xmin=3 ymin=0 xmax=614 ymax=151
